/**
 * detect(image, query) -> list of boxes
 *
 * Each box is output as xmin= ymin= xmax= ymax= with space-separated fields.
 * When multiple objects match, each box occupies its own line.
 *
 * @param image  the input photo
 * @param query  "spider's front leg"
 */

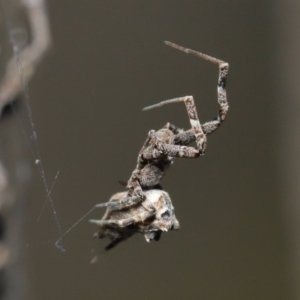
xmin=164 ymin=123 xmax=197 ymax=147
xmin=140 ymin=130 xmax=199 ymax=159
xmin=165 ymin=41 xmax=229 ymax=135
xmin=144 ymin=96 xmax=206 ymax=155
xmin=201 ymin=61 xmax=229 ymax=135
xmin=183 ymin=96 xmax=207 ymax=153
xmin=143 ymin=41 xmax=229 ymax=148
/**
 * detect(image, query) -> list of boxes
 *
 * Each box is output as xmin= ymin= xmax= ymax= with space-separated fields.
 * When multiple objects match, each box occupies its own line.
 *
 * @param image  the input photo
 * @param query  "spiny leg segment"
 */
xmin=90 ymin=209 xmax=154 ymax=228
xmin=143 ymin=41 xmax=229 ymax=137
xmin=144 ymin=96 xmax=206 ymax=154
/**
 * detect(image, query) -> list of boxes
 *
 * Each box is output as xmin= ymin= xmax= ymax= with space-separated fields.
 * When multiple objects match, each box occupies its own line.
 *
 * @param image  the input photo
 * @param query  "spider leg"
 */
xmin=90 ymin=208 xmax=155 ymax=228
xmin=165 ymin=41 xmax=229 ymax=135
xmin=94 ymin=180 xmax=146 ymax=212
xmin=201 ymin=61 xmax=229 ymax=135
xmin=124 ymin=176 xmax=145 ymax=206
xmin=141 ymin=142 xmax=199 ymax=159
xmin=144 ymin=41 xmax=229 ymax=140
xmin=144 ymin=96 xmax=206 ymax=154
xmin=164 ymin=123 xmax=197 ymax=146
xmin=173 ymin=129 xmax=195 ymax=146
xmin=125 ymin=176 xmax=158 ymax=212
xmin=109 ymin=184 xmax=145 ymax=211
xmin=140 ymin=125 xmax=200 ymax=159
xmin=164 ymin=122 xmax=184 ymax=134
xmin=101 ymin=174 xmax=156 ymax=212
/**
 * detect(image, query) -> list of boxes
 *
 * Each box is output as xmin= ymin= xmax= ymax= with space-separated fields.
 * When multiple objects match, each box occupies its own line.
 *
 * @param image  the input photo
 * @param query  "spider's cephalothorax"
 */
xmin=90 ymin=41 xmax=229 ymax=251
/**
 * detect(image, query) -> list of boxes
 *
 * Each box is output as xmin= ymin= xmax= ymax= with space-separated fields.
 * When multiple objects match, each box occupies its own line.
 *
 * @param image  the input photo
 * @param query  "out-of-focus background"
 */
xmin=1 ymin=1 xmax=300 ymax=299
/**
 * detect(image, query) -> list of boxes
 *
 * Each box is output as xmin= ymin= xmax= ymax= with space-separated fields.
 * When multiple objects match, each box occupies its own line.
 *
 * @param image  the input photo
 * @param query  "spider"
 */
xmin=90 ymin=41 xmax=229 ymax=251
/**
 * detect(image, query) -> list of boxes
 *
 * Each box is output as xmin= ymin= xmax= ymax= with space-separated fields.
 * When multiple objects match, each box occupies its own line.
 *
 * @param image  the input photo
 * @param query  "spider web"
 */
xmin=1 ymin=0 xmax=65 ymax=251
xmin=0 ymin=0 xmax=105 ymax=253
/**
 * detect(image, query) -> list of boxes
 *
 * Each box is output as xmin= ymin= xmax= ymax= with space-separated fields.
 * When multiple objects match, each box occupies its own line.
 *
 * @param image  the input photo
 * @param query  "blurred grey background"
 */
xmin=1 ymin=1 xmax=300 ymax=299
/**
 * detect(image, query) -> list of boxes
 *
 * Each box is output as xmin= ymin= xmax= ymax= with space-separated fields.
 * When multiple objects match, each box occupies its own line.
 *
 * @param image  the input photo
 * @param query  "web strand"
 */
xmin=57 ymin=205 xmax=99 ymax=240
xmin=37 ymin=170 xmax=60 ymax=222
xmin=1 ymin=0 xmax=64 ymax=251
